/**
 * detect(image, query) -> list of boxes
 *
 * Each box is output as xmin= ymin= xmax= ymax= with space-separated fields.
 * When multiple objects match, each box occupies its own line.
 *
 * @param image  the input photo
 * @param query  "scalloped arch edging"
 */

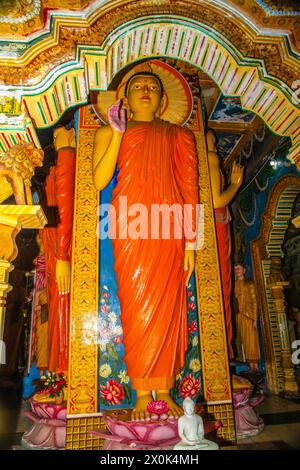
xmin=11 ymin=15 xmax=300 ymax=166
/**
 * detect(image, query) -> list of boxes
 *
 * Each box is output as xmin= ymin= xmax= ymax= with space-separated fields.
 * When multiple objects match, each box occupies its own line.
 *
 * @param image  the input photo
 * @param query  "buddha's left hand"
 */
xmin=184 ymin=249 xmax=195 ymax=286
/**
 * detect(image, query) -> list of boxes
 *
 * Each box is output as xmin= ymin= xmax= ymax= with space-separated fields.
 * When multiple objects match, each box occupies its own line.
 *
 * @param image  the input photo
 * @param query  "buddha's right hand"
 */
xmin=55 ymin=259 xmax=71 ymax=294
xmin=108 ymin=100 xmax=127 ymax=134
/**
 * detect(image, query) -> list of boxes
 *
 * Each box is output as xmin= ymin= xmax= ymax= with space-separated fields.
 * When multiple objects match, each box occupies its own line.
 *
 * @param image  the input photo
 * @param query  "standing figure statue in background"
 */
xmin=31 ymin=232 xmax=48 ymax=370
xmin=207 ymin=129 xmax=244 ymax=358
xmin=93 ymin=71 xmax=199 ymax=419
xmin=41 ymin=126 xmax=76 ymax=373
xmin=234 ymin=264 xmax=260 ymax=370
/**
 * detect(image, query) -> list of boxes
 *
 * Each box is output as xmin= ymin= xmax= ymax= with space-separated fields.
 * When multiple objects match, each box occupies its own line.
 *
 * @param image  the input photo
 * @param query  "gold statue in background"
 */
xmin=0 ymin=141 xmax=44 ymax=205
xmin=234 ymin=264 xmax=260 ymax=370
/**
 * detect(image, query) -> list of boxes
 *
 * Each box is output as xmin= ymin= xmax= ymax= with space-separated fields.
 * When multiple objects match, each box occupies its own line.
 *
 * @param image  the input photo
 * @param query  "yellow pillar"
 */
xmin=194 ymin=98 xmax=234 ymax=443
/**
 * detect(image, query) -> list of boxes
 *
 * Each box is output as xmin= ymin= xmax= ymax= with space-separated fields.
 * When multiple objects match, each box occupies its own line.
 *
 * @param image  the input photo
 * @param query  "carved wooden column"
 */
xmin=269 ymin=280 xmax=299 ymax=394
xmin=194 ymin=98 xmax=234 ymax=443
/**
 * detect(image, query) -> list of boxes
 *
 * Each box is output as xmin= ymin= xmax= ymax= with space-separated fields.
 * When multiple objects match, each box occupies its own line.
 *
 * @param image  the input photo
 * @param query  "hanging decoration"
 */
xmin=238 ymin=195 xmax=257 ymax=227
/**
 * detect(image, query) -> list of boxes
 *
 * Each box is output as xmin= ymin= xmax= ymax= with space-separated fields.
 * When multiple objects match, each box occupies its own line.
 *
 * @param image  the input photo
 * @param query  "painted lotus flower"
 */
xmin=188 ymin=302 xmax=196 ymax=311
xmin=146 ymin=400 xmax=169 ymax=416
xmin=179 ymin=374 xmax=200 ymax=399
xmin=114 ymin=335 xmax=123 ymax=345
xmin=100 ymin=379 xmax=125 ymax=405
xmin=188 ymin=321 xmax=197 ymax=333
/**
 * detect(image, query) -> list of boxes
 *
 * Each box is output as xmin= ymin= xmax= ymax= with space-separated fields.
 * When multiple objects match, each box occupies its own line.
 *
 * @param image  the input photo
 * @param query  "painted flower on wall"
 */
xmin=100 ymin=379 xmax=125 ymax=405
xmin=101 ymin=304 xmax=110 ymax=314
xmin=114 ymin=335 xmax=123 ymax=345
xmin=99 ymin=285 xmax=132 ymax=409
xmin=188 ymin=320 xmax=197 ymax=333
xmin=188 ymin=302 xmax=196 ymax=311
xmin=179 ymin=374 xmax=201 ymax=399
xmin=189 ymin=358 xmax=201 ymax=373
xmin=171 ymin=277 xmax=202 ymax=405
xmin=118 ymin=370 xmax=130 ymax=384
xmin=100 ymin=363 xmax=112 ymax=378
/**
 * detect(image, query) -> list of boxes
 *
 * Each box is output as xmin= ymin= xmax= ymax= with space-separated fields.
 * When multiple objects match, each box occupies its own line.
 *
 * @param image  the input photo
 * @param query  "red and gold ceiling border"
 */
xmin=0 ymin=0 xmax=299 ymax=88
xmin=0 ymin=0 xmax=299 ymax=53
xmin=13 ymin=17 xmax=300 ymax=163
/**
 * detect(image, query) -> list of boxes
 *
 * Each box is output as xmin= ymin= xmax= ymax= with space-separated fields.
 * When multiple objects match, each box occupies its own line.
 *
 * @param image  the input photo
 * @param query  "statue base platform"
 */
xmin=22 ymin=400 xmax=66 ymax=449
xmin=92 ymin=429 xmax=178 ymax=450
xmin=91 ymin=412 xmax=221 ymax=450
xmin=174 ymin=438 xmax=219 ymax=450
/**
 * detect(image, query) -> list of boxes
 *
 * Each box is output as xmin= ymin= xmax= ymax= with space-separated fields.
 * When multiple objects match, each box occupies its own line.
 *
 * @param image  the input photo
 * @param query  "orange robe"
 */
xmin=42 ymin=147 xmax=76 ymax=372
xmin=110 ymin=119 xmax=199 ymax=391
xmin=215 ymin=205 xmax=233 ymax=358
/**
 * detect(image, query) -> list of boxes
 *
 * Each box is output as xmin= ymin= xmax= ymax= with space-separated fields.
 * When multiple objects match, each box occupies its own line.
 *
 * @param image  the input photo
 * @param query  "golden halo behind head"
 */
xmin=93 ymin=60 xmax=193 ymax=126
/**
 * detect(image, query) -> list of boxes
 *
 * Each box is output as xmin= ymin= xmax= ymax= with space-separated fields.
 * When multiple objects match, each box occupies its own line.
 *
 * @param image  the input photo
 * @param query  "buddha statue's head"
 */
xmin=182 ymin=397 xmax=195 ymax=416
xmin=123 ymin=72 xmax=164 ymax=120
xmin=53 ymin=126 xmax=76 ymax=151
xmin=234 ymin=263 xmax=246 ymax=281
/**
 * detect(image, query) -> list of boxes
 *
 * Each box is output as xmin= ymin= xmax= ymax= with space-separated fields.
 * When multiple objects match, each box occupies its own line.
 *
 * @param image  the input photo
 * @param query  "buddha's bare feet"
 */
xmin=156 ymin=391 xmax=183 ymax=417
xmin=132 ymin=393 xmax=152 ymax=421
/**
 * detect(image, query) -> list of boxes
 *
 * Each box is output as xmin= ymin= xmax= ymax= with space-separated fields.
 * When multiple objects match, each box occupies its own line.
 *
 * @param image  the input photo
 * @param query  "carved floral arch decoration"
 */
xmin=3 ymin=15 xmax=300 ymax=166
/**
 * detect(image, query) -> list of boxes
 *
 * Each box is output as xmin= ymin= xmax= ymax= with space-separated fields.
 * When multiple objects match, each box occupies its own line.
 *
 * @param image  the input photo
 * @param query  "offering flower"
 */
xmin=39 ymin=372 xmax=67 ymax=398
xmin=147 ymin=400 xmax=169 ymax=416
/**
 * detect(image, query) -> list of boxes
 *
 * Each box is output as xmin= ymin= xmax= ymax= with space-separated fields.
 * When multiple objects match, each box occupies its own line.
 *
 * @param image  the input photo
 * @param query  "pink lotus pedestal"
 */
xmin=233 ymin=388 xmax=264 ymax=439
xmin=91 ymin=412 xmax=221 ymax=450
xmin=22 ymin=400 xmax=66 ymax=449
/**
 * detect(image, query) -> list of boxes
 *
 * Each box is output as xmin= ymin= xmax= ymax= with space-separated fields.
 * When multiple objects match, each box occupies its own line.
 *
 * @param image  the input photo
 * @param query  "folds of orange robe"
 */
xmin=215 ymin=206 xmax=234 ymax=359
xmin=110 ymin=119 xmax=199 ymax=391
xmin=42 ymin=147 xmax=76 ymax=372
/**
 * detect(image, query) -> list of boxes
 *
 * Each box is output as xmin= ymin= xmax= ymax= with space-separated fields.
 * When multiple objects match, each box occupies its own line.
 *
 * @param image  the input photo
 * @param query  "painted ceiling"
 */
xmin=0 ymin=0 xmax=299 ymax=167
xmin=0 ymin=0 xmax=299 ymax=86
xmin=0 ymin=1 xmax=299 ymax=42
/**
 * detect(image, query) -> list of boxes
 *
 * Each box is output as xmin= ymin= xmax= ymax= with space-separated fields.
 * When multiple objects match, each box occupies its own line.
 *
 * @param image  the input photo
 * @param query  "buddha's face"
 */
xmin=183 ymin=398 xmax=194 ymax=416
xmin=125 ymin=75 xmax=162 ymax=117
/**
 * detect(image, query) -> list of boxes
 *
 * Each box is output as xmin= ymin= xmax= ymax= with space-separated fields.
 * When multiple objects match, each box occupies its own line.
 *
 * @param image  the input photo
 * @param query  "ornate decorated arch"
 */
xmin=251 ymin=175 xmax=300 ymax=394
xmin=0 ymin=3 xmax=300 ymax=165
